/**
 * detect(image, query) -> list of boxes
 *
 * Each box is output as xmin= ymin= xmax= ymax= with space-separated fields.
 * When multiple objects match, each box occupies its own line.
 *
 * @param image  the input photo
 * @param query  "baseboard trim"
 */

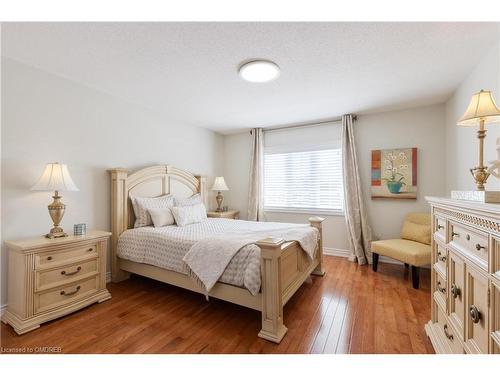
xmin=323 ymin=247 xmax=403 ymax=265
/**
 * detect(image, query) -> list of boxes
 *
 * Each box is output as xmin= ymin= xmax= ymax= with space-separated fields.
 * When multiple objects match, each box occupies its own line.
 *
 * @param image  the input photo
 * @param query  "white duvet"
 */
xmin=117 ymin=218 xmax=315 ymax=295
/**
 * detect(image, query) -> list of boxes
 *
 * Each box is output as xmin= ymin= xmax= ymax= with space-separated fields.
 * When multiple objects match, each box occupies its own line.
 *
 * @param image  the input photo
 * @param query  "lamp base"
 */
xmin=46 ymin=228 xmax=68 ymax=239
xmin=216 ymin=191 xmax=224 ymax=212
xmin=46 ymin=190 xmax=67 ymax=239
xmin=470 ymin=166 xmax=490 ymax=191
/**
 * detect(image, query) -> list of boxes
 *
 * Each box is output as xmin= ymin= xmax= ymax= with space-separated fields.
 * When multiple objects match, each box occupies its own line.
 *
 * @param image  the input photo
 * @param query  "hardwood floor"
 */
xmin=0 ymin=256 xmax=434 ymax=354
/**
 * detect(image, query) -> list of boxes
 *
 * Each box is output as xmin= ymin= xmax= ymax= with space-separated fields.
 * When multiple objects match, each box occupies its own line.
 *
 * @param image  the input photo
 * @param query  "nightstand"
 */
xmin=1 ymin=230 xmax=112 ymax=334
xmin=207 ymin=210 xmax=240 ymax=219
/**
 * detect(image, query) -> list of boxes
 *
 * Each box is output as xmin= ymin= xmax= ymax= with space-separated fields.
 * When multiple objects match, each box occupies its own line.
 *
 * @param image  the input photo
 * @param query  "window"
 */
xmin=264 ymin=145 xmax=344 ymax=214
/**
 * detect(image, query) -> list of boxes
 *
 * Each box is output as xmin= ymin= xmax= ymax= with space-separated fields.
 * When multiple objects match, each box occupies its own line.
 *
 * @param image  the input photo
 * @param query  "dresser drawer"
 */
xmin=34 ymin=276 xmax=99 ymax=314
xmin=35 ymin=258 xmax=99 ymax=292
xmin=434 ymin=215 xmax=446 ymax=242
xmin=448 ymin=250 xmax=466 ymax=341
xmin=464 ymin=265 xmax=490 ymax=354
xmin=434 ymin=302 xmax=464 ymax=354
xmin=449 ymin=222 xmax=488 ymax=270
xmin=433 ymin=268 xmax=447 ymax=312
xmin=35 ymin=244 xmax=97 ymax=268
xmin=434 ymin=241 xmax=447 ymax=275
xmin=492 ymin=238 xmax=500 ymax=280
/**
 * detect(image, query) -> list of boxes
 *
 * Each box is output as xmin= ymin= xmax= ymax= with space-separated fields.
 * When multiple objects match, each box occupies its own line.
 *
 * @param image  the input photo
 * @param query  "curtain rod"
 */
xmin=250 ymin=115 xmax=357 ymax=134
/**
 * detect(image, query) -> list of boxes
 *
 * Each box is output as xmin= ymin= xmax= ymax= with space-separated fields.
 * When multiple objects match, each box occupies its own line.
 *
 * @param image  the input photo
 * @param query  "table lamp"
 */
xmin=457 ymin=90 xmax=500 ymax=190
xmin=211 ymin=176 xmax=229 ymax=212
xmin=31 ymin=162 xmax=79 ymax=238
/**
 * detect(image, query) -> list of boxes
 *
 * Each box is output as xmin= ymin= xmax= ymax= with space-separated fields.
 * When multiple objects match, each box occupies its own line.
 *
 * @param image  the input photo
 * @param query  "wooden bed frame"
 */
xmin=108 ymin=165 xmax=325 ymax=343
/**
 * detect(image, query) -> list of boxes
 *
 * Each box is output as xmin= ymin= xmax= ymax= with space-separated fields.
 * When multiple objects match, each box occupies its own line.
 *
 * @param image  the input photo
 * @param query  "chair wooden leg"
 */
xmin=411 ymin=266 xmax=419 ymax=289
xmin=372 ymin=253 xmax=379 ymax=272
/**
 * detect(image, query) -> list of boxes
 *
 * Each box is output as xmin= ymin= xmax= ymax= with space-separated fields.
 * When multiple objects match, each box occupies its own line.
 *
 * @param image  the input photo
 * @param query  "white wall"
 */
xmin=445 ymin=43 xmax=500 ymax=192
xmin=223 ymin=104 xmax=447 ymax=252
xmin=1 ymin=58 xmax=224 ymax=306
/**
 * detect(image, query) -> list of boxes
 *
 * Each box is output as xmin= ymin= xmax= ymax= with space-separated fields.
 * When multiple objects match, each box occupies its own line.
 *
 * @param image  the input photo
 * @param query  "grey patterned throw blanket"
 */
xmin=182 ymin=226 xmax=319 ymax=295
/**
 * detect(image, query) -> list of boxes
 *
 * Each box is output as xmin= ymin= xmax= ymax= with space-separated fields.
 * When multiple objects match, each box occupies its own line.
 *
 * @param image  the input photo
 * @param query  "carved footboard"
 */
xmin=257 ymin=217 xmax=325 ymax=343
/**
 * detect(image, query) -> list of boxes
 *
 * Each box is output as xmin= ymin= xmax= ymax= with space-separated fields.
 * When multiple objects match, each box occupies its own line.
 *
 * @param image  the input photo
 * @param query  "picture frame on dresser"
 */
xmin=425 ymin=196 xmax=500 ymax=354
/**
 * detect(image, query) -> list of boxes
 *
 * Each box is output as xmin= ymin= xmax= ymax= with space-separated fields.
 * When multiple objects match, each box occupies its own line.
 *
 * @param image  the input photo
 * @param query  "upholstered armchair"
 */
xmin=371 ymin=212 xmax=431 ymax=289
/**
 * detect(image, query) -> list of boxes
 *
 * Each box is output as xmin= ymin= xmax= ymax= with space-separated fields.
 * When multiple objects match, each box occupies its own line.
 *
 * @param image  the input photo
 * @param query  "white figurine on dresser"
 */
xmin=426 ymin=196 xmax=500 ymax=354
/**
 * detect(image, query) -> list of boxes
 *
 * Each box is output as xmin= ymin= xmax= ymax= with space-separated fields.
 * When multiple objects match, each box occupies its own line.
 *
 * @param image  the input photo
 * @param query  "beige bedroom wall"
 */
xmin=445 ymin=41 xmax=500 ymax=192
xmin=0 ymin=58 xmax=225 ymax=306
xmin=223 ymin=104 xmax=446 ymax=252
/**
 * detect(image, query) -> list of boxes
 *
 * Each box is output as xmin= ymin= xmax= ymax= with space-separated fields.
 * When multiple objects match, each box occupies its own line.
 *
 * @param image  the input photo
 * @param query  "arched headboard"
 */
xmin=108 ymin=165 xmax=207 ymax=281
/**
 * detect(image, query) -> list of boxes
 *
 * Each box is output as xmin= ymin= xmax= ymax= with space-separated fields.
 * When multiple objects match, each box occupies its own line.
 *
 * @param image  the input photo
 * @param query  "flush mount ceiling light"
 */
xmin=239 ymin=60 xmax=280 ymax=83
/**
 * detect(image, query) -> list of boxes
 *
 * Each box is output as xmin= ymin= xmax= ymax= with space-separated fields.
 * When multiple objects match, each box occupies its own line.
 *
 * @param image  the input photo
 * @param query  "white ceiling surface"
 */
xmin=2 ymin=23 xmax=499 ymax=134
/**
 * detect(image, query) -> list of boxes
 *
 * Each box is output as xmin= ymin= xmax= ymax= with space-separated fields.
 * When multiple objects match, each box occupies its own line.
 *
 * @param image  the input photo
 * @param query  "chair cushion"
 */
xmin=401 ymin=221 xmax=431 ymax=245
xmin=405 ymin=212 xmax=431 ymax=226
xmin=371 ymin=239 xmax=431 ymax=266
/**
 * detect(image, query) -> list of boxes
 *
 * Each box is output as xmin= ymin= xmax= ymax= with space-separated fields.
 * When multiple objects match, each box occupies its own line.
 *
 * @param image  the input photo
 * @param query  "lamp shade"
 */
xmin=457 ymin=90 xmax=500 ymax=126
xmin=211 ymin=176 xmax=229 ymax=191
xmin=31 ymin=163 xmax=79 ymax=192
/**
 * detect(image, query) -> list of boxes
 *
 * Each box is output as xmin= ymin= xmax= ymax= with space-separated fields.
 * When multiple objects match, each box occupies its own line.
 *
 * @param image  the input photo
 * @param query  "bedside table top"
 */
xmin=207 ymin=210 xmax=239 ymax=217
xmin=5 ymin=230 xmax=112 ymax=251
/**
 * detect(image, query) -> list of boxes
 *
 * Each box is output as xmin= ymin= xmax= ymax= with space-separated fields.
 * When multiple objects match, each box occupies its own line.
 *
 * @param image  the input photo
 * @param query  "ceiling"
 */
xmin=2 ymin=22 xmax=499 ymax=134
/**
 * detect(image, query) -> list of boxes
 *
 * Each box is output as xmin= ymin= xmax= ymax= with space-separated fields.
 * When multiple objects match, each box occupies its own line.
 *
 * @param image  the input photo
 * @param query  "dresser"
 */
xmin=426 ymin=197 xmax=500 ymax=354
xmin=2 ymin=231 xmax=112 ymax=334
xmin=207 ymin=210 xmax=240 ymax=219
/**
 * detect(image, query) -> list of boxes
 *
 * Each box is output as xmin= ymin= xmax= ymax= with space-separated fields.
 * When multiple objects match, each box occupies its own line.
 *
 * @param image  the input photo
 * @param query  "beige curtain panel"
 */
xmin=341 ymin=114 xmax=373 ymax=264
xmin=248 ymin=128 xmax=265 ymax=221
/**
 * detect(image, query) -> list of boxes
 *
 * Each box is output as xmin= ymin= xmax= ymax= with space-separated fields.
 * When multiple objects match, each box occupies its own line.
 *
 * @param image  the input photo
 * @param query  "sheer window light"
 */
xmin=264 ymin=147 xmax=344 ymax=214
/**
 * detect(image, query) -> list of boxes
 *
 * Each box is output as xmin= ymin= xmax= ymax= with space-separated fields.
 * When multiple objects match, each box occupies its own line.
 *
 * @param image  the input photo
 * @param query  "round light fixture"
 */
xmin=239 ymin=60 xmax=280 ymax=83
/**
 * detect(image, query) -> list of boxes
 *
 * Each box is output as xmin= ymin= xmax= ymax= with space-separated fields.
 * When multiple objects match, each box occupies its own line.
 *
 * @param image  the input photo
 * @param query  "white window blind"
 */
xmin=264 ymin=137 xmax=344 ymax=214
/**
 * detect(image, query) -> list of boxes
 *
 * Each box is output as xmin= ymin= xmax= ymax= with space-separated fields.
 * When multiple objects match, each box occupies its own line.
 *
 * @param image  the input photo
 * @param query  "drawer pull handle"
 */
xmin=61 ymin=266 xmax=82 ymax=276
xmin=451 ymin=232 xmax=460 ymax=238
xmin=437 ymin=251 xmax=447 ymax=262
xmin=47 ymin=256 xmax=53 ymax=261
xmin=60 ymin=285 xmax=81 ymax=296
xmin=87 ymin=248 xmax=94 ymax=252
xmin=437 ymin=281 xmax=446 ymax=294
xmin=466 ymin=234 xmax=470 ymax=241
xmin=475 ymin=244 xmax=485 ymax=251
xmin=451 ymin=283 xmax=461 ymax=299
xmin=469 ymin=305 xmax=481 ymax=323
xmin=437 ymin=224 xmax=444 ymax=230
xmin=443 ymin=324 xmax=454 ymax=341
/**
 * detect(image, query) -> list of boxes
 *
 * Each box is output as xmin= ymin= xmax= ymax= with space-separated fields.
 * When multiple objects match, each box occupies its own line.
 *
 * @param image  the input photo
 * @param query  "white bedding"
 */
xmin=117 ymin=218 xmax=314 ymax=295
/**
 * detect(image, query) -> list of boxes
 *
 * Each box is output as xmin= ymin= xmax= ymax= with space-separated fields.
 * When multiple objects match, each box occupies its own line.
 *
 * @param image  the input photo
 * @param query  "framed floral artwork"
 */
xmin=371 ymin=147 xmax=417 ymax=199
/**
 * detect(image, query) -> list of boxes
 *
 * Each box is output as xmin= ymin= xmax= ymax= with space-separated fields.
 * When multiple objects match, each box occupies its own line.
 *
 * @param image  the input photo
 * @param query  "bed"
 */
xmin=108 ymin=165 xmax=325 ymax=343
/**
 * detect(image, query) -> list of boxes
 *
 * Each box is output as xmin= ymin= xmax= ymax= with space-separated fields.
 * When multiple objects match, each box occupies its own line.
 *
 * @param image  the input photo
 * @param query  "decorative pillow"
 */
xmin=171 ymin=203 xmax=207 ymax=227
xmin=131 ymin=195 xmax=174 ymax=228
xmin=148 ymin=207 xmax=175 ymax=227
xmin=175 ymin=193 xmax=202 ymax=207
xmin=401 ymin=221 xmax=431 ymax=245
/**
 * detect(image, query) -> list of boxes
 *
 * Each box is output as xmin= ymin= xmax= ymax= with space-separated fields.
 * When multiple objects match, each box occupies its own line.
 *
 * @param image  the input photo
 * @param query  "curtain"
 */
xmin=341 ymin=114 xmax=373 ymax=264
xmin=248 ymin=128 xmax=265 ymax=221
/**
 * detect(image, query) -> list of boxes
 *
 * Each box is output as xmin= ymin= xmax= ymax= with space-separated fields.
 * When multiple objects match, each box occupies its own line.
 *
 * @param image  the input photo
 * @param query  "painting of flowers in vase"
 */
xmin=371 ymin=148 xmax=417 ymax=199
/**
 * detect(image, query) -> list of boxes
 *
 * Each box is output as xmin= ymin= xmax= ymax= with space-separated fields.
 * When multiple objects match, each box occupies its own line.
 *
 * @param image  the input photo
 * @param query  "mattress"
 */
xmin=117 ymin=218 xmax=310 ymax=294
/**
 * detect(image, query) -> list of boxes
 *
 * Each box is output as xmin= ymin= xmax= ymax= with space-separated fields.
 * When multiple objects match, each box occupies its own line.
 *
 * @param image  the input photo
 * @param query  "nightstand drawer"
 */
xmin=35 ymin=276 xmax=99 ymax=314
xmin=35 ymin=258 xmax=99 ymax=292
xmin=36 ymin=244 xmax=97 ymax=268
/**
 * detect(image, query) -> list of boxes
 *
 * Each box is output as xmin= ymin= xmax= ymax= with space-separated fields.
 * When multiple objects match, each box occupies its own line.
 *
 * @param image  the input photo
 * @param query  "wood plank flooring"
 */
xmin=0 ymin=256 xmax=434 ymax=354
